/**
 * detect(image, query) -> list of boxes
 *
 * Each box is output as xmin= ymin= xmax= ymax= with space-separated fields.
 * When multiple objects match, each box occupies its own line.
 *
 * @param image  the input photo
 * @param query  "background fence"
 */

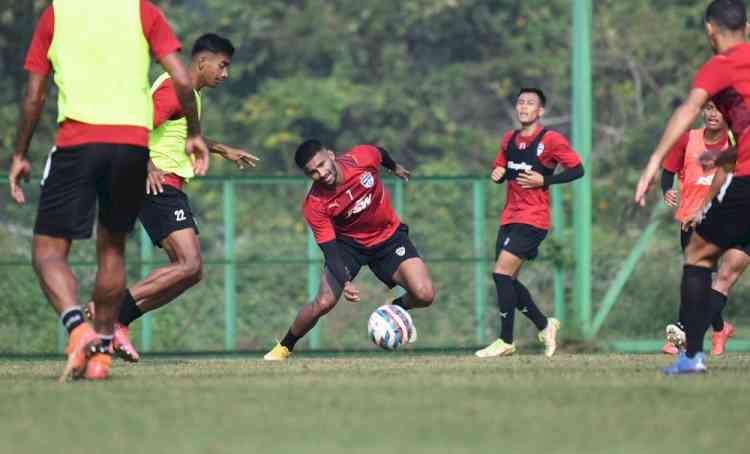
xmin=3 ymin=175 xmax=750 ymax=354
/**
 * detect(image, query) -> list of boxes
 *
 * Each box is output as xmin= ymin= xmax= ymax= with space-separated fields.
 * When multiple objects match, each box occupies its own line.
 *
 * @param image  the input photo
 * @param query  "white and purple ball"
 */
xmin=367 ymin=304 xmax=415 ymax=351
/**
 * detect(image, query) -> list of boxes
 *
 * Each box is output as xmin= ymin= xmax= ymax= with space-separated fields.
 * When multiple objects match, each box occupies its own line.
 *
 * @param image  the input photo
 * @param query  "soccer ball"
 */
xmin=367 ymin=304 xmax=415 ymax=351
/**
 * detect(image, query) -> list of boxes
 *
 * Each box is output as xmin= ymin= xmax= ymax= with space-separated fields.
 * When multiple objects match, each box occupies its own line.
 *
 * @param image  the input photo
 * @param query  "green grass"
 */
xmin=2 ymin=352 xmax=749 ymax=454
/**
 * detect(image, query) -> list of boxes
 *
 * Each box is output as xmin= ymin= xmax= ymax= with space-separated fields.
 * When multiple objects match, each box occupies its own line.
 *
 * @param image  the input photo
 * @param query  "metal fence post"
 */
xmin=139 ymin=225 xmax=153 ymax=351
xmin=571 ymin=0 xmax=593 ymax=338
xmin=551 ymin=186 xmax=566 ymax=326
xmin=472 ymin=180 xmax=487 ymax=344
xmin=307 ymin=228 xmax=321 ymax=348
xmin=223 ymin=180 xmax=237 ymax=350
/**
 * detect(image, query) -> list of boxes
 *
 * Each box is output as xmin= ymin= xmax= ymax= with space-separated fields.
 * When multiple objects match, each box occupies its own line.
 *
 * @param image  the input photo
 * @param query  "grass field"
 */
xmin=2 ymin=351 xmax=749 ymax=454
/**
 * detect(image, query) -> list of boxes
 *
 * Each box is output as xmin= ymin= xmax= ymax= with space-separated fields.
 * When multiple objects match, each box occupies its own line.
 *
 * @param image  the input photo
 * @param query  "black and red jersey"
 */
xmin=303 ymin=145 xmax=400 ymax=247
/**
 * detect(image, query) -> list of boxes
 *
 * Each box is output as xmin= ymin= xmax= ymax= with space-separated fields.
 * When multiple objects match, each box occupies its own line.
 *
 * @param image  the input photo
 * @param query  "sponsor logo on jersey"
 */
xmin=696 ymin=175 xmax=714 ymax=186
xmin=346 ymin=193 xmax=373 ymax=218
xmin=360 ymin=172 xmax=375 ymax=189
xmin=507 ymin=161 xmax=533 ymax=173
xmin=536 ymin=143 xmax=545 ymax=156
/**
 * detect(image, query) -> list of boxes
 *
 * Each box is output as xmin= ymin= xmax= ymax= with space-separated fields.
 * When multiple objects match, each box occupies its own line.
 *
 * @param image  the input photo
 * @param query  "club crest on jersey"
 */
xmin=360 ymin=172 xmax=375 ymax=189
xmin=536 ymin=143 xmax=545 ymax=156
xmin=395 ymin=246 xmax=406 ymax=257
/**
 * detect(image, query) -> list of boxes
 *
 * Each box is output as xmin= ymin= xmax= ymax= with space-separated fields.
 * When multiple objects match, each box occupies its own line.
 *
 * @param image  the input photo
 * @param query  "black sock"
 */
xmin=281 ymin=329 xmax=301 ymax=351
xmin=682 ymin=265 xmax=713 ymax=358
xmin=392 ymin=296 xmax=407 ymax=310
xmin=513 ymin=280 xmax=548 ymax=331
xmin=99 ymin=335 xmax=113 ymax=351
xmin=709 ymin=289 xmax=727 ymax=332
xmin=493 ymin=273 xmax=517 ymax=344
xmin=61 ymin=307 xmax=85 ymax=334
xmin=118 ymin=289 xmax=142 ymax=326
xmin=677 ymin=300 xmax=687 ymax=328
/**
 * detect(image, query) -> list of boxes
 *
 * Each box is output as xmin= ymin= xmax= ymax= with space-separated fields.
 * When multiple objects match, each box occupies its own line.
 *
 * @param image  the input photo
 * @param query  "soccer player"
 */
xmin=635 ymin=0 xmax=750 ymax=374
xmin=475 ymin=88 xmax=584 ymax=358
xmin=264 ymin=140 xmax=436 ymax=360
xmin=86 ymin=34 xmax=259 ymax=362
xmin=659 ymin=101 xmax=740 ymax=356
xmin=8 ymin=0 xmax=208 ymax=381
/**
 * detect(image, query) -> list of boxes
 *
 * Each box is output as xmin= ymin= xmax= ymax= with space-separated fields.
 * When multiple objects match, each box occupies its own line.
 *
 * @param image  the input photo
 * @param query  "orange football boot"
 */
xmin=59 ymin=323 xmax=99 ymax=383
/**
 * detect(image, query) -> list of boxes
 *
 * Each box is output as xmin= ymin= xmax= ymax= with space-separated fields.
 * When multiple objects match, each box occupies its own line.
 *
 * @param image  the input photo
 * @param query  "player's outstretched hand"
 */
xmin=343 ymin=281 xmax=360 ymax=302
xmin=222 ymin=146 xmax=260 ymax=170
xmin=663 ymin=189 xmax=679 ymax=208
xmin=146 ymin=161 xmax=166 ymax=195
xmin=8 ymin=155 xmax=31 ymax=204
xmin=393 ymin=164 xmax=410 ymax=182
xmin=517 ymin=170 xmax=545 ymax=189
xmin=635 ymin=161 xmax=659 ymax=207
xmin=490 ymin=166 xmax=506 ymax=183
xmin=186 ymin=135 xmax=210 ymax=176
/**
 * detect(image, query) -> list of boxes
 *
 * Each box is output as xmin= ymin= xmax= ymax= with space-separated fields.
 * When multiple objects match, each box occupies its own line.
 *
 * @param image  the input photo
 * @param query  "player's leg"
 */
xmin=390 ymin=258 xmax=435 ymax=309
xmin=85 ymin=144 xmax=148 ymax=378
xmin=707 ymin=247 xmax=748 ymax=354
xmin=476 ymin=226 xmax=523 ymax=357
xmin=32 ymin=145 xmax=100 ymax=381
xmin=511 ymin=264 xmax=559 ymax=357
xmin=264 ymin=270 xmax=346 ymax=360
xmin=663 ymin=228 xmax=693 ymax=355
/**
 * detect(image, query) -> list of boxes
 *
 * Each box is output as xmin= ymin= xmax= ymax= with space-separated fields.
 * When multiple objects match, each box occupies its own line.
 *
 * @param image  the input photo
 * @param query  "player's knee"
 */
xmin=313 ymin=294 xmax=337 ymax=316
xmin=412 ymin=282 xmax=436 ymax=307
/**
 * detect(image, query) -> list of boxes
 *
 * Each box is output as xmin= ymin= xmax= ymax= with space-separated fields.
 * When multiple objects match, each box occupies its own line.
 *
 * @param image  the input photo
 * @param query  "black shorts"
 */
xmin=682 ymin=226 xmax=750 ymax=260
xmin=34 ymin=144 xmax=149 ymax=239
xmin=495 ymin=223 xmax=548 ymax=261
xmin=696 ymin=175 xmax=750 ymax=250
xmin=332 ymin=224 xmax=421 ymax=289
xmin=139 ymin=185 xmax=199 ymax=247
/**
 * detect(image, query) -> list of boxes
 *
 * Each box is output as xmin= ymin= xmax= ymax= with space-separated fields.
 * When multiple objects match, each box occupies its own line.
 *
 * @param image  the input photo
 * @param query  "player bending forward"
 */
xmin=264 ymin=140 xmax=435 ymax=360
xmin=476 ymin=88 xmax=584 ymax=359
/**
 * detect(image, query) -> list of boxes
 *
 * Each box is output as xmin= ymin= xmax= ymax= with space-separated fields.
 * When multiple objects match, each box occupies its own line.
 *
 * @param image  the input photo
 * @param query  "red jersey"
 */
xmin=303 ymin=145 xmax=401 ymax=247
xmin=494 ymin=125 xmax=582 ymax=230
xmin=692 ymin=42 xmax=750 ymax=176
xmin=23 ymin=1 xmax=181 ymax=148
xmin=663 ymin=128 xmax=729 ymax=222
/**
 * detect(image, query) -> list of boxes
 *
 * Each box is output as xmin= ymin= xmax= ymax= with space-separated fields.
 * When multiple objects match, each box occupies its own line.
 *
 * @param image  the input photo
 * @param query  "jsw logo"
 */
xmin=347 ymin=193 xmax=373 ymax=218
xmin=508 ymin=161 xmax=532 ymax=172
xmin=696 ymin=175 xmax=714 ymax=186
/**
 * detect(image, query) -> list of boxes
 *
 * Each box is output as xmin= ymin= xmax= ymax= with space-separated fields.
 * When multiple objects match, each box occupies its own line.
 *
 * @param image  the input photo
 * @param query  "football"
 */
xmin=367 ymin=304 xmax=416 ymax=351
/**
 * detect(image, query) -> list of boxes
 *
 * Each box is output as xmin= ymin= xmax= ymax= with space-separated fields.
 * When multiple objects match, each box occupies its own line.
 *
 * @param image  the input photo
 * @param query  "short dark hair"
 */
xmin=295 ymin=139 xmax=324 ymax=169
xmin=705 ymin=0 xmax=747 ymax=31
xmin=192 ymin=33 xmax=235 ymax=57
xmin=518 ymin=87 xmax=546 ymax=107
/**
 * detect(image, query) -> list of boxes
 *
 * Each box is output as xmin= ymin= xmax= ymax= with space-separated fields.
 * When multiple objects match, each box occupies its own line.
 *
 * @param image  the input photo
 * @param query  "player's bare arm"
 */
xmin=635 ymin=87 xmax=709 ymax=206
xmin=205 ymin=139 xmax=260 ymax=169
xmin=8 ymin=72 xmax=47 ymax=204
xmin=159 ymin=52 xmax=210 ymax=176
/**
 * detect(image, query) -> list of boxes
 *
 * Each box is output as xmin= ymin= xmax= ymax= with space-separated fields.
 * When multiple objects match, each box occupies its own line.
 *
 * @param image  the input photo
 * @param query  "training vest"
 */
xmin=47 ymin=0 xmax=152 ymax=128
xmin=675 ymin=128 xmax=728 ymax=222
xmin=149 ymin=73 xmax=202 ymax=180
xmin=504 ymin=129 xmax=555 ymax=184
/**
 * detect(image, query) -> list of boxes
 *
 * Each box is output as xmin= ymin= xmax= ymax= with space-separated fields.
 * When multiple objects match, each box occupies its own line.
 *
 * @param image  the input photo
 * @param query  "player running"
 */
xmin=635 ymin=0 xmax=750 ymax=374
xmin=86 ymin=34 xmax=259 ymax=362
xmin=264 ymin=140 xmax=436 ymax=360
xmin=8 ymin=0 xmax=207 ymax=381
xmin=659 ymin=101 xmax=740 ymax=356
xmin=475 ymin=88 xmax=584 ymax=358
